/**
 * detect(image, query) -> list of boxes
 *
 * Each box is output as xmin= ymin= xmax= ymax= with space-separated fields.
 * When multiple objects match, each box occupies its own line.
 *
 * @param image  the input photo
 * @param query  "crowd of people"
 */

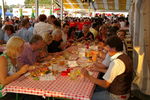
xmin=0 ymin=14 xmax=133 ymax=100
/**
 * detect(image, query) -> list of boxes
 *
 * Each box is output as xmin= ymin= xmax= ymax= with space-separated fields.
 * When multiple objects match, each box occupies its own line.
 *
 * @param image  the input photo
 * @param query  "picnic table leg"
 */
xmin=16 ymin=93 xmax=19 ymax=100
xmin=47 ymin=97 xmax=51 ymax=100
xmin=47 ymin=97 xmax=55 ymax=100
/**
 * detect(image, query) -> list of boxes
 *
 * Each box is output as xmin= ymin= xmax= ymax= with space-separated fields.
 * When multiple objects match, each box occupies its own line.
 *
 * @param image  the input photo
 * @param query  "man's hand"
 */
xmin=81 ymin=68 xmax=90 ymax=78
xmin=89 ymin=66 xmax=99 ymax=72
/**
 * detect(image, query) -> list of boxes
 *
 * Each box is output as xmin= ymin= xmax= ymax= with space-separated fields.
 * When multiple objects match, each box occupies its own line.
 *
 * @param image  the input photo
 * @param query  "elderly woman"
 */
xmin=47 ymin=20 xmax=64 ymax=53
xmin=47 ymin=29 xmax=63 ymax=53
xmin=0 ymin=36 xmax=29 ymax=86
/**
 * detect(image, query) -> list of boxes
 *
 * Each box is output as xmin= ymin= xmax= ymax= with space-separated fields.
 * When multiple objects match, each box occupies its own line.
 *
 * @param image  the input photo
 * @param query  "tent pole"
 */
xmin=1 ymin=0 xmax=5 ymax=20
xmin=52 ymin=0 xmax=54 ymax=15
xmin=60 ymin=0 xmax=63 ymax=21
xmin=35 ymin=0 xmax=39 ymax=18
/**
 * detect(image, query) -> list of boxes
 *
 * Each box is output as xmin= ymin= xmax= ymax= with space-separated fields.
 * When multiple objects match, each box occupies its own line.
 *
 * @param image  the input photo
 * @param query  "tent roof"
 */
xmin=63 ymin=0 xmax=131 ymax=11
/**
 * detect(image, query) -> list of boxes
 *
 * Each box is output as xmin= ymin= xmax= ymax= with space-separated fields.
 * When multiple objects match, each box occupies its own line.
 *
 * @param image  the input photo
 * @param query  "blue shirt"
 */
xmin=4 ymin=33 xmax=15 ymax=42
xmin=28 ymin=26 xmax=34 ymax=34
xmin=16 ymin=28 xmax=33 ymax=42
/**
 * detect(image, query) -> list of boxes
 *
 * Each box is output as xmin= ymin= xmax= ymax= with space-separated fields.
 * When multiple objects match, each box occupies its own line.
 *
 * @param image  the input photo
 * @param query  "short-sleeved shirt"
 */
xmin=33 ymin=22 xmax=52 ymax=37
xmin=76 ymin=31 xmax=94 ymax=41
xmin=62 ymin=32 xmax=68 ymax=43
xmin=4 ymin=33 xmax=16 ymax=43
xmin=89 ymin=27 xmax=98 ymax=39
xmin=102 ymin=53 xmax=111 ymax=67
xmin=28 ymin=26 xmax=34 ymax=34
xmin=16 ymin=28 xmax=33 ymax=42
xmin=103 ymin=52 xmax=125 ymax=83
xmin=17 ymin=43 xmax=37 ymax=67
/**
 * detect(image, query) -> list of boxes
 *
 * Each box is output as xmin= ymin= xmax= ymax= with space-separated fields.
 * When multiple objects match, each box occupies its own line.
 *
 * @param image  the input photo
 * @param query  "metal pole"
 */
xmin=1 ymin=0 xmax=5 ymax=20
xmin=60 ymin=0 xmax=63 ymax=21
xmin=35 ymin=0 xmax=39 ymax=18
xmin=52 ymin=0 xmax=54 ymax=15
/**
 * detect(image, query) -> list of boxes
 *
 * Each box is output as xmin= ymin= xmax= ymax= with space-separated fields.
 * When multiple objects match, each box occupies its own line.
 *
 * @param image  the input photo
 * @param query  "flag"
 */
xmin=31 ymin=9 xmax=35 ymax=18
xmin=19 ymin=8 xmax=23 ymax=17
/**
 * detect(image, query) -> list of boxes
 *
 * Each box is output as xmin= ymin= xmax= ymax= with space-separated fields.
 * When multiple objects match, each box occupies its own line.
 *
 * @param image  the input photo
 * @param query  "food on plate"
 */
xmin=43 ymin=63 xmax=51 ymax=67
xmin=68 ymin=69 xmax=81 ymax=80
xmin=29 ymin=67 xmax=50 ymax=77
xmin=59 ymin=60 xmax=66 ymax=66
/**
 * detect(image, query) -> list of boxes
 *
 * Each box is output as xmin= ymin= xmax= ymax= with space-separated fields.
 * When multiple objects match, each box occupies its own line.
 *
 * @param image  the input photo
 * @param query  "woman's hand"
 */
xmin=18 ymin=65 xmax=29 ymax=75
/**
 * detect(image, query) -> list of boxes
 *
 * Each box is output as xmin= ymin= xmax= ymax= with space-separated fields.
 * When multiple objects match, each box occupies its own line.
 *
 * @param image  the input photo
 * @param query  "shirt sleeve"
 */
xmin=33 ymin=25 xmax=37 ymax=34
xmin=28 ymin=31 xmax=33 ymax=42
xmin=17 ymin=51 xmax=27 ymax=67
xmin=103 ymin=59 xmax=125 ymax=83
xmin=102 ymin=53 xmax=111 ymax=67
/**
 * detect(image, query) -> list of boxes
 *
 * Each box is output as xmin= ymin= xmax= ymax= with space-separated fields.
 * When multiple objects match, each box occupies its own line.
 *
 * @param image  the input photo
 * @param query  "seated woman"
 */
xmin=47 ymin=29 xmax=63 ymax=53
xmin=98 ymin=24 xmax=108 ymax=42
xmin=3 ymin=25 xmax=16 ymax=43
xmin=0 ymin=36 xmax=29 ymax=86
xmin=67 ymin=27 xmax=77 ymax=43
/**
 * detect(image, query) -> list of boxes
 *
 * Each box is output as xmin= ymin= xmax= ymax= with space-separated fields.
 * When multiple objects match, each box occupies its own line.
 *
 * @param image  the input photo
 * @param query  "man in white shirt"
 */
xmin=81 ymin=36 xmax=133 ymax=100
xmin=33 ymin=14 xmax=52 ymax=38
xmin=119 ymin=19 xmax=126 ymax=28
xmin=62 ymin=23 xmax=70 ymax=43
xmin=61 ymin=23 xmax=70 ymax=49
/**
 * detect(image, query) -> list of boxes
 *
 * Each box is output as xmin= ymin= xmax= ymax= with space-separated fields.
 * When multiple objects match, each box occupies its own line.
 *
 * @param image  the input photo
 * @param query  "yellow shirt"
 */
xmin=90 ymin=27 xmax=98 ymax=39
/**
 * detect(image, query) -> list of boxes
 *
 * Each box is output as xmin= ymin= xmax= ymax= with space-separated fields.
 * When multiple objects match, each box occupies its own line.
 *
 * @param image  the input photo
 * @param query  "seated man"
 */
xmin=117 ymin=30 xmax=127 ymax=54
xmin=82 ymin=36 xmax=133 ymax=100
xmin=17 ymin=34 xmax=48 ymax=69
xmin=92 ymin=53 xmax=110 ymax=73
xmin=76 ymin=24 xmax=94 ymax=41
xmin=90 ymin=42 xmax=110 ymax=74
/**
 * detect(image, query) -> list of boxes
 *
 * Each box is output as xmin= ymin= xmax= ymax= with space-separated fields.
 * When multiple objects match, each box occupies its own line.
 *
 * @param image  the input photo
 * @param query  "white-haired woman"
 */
xmin=0 ymin=36 xmax=29 ymax=86
xmin=47 ymin=28 xmax=63 ymax=53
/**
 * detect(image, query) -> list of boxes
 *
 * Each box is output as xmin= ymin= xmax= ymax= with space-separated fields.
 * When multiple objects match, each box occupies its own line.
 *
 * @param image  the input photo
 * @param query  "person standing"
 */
xmin=16 ymin=19 xmax=33 ymax=42
xmin=33 ymin=14 xmax=51 ymax=38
